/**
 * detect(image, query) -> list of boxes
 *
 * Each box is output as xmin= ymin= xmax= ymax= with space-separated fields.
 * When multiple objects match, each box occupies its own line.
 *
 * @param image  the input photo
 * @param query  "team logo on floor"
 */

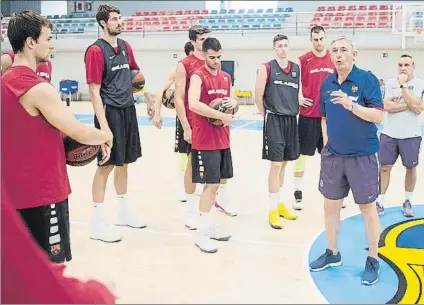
xmin=308 ymin=205 xmax=424 ymax=304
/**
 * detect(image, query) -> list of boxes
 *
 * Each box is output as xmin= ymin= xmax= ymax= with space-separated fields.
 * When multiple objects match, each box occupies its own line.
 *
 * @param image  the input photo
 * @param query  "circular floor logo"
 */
xmin=308 ymin=205 xmax=424 ymax=304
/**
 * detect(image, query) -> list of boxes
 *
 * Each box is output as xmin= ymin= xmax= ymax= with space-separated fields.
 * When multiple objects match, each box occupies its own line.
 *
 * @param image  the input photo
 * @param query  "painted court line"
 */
xmin=70 ymin=220 xmax=304 ymax=249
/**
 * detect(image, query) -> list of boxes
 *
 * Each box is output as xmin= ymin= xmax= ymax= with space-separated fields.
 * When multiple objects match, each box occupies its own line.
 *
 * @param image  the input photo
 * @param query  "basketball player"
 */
xmin=309 ymin=37 xmax=384 ymax=285
xmin=2 ymin=10 xmax=113 ymax=263
xmin=175 ymin=25 xmax=236 ymax=230
xmin=188 ymin=37 xmax=236 ymax=253
xmin=2 ymin=50 xmax=52 ymax=81
xmin=152 ymin=41 xmax=194 ymax=202
xmin=292 ymin=26 xmax=336 ymax=210
xmin=85 ymin=4 xmax=146 ymax=243
xmin=254 ymin=34 xmax=299 ymax=230
xmin=2 ymin=182 xmax=116 ymax=304
xmin=377 ymin=54 xmax=424 ymax=217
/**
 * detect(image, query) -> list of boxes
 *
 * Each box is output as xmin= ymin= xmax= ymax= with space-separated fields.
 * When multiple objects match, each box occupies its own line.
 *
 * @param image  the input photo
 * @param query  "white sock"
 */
xmin=186 ymin=193 xmax=198 ymax=215
xmin=217 ymin=184 xmax=229 ymax=206
xmin=279 ymin=186 xmax=283 ymax=203
xmin=198 ymin=210 xmax=213 ymax=232
xmin=269 ymin=192 xmax=279 ymax=210
xmin=405 ymin=192 xmax=413 ymax=201
xmin=377 ymin=194 xmax=385 ymax=206
xmin=294 ymin=177 xmax=302 ymax=191
xmin=92 ymin=202 xmax=105 ymax=221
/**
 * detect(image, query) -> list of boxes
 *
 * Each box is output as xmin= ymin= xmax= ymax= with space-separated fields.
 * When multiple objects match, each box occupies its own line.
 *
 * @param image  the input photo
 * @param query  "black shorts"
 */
xmin=192 ymin=148 xmax=233 ymax=184
xmin=18 ymin=199 xmax=72 ymax=263
xmin=298 ymin=115 xmax=323 ymax=156
xmin=262 ymin=113 xmax=300 ymax=162
xmin=174 ymin=116 xmax=191 ymax=154
xmin=94 ymin=104 xmax=142 ymax=166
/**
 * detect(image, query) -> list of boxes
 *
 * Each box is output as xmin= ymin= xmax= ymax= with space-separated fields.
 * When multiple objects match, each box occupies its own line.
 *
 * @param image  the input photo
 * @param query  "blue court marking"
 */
xmin=75 ymin=114 xmax=424 ymax=133
xmin=74 ymin=114 xmax=264 ymax=130
xmin=308 ymin=205 xmax=424 ymax=304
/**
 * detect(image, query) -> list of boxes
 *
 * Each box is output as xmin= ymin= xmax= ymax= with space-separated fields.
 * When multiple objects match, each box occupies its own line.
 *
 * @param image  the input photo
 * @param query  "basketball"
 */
xmin=162 ymin=89 xmax=175 ymax=109
xmin=208 ymin=98 xmax=237 ymax=126
xmin=64 ymin=136 xmax=100 ymax=166
xmin=131 ymin=70 xmax=145 ymax=93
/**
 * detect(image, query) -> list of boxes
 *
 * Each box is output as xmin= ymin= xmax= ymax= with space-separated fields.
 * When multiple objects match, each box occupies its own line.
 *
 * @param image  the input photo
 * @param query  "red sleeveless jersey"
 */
xmin=1 ymin=66 xmax=71 ymax=209
xmin=191 ymin=66 xmax=232 ymax=150
xmin=180 ymin=53 xmax=205 ymax=125
xmin=7 ymin=52 xmax=52 ymax=82
xmin=298 ymin=50 xmax=335 ymax=118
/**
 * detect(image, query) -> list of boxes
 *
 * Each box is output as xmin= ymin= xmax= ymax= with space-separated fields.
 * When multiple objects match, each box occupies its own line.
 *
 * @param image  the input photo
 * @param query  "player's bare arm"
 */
xmin=23 ymin=82 xmax=113 ymax=146
xmin=88 ymin=83 xmax=110 ymax=131
xmin=1 ymin=54 xmax=12 ymax=73
xmin=188 ymin=74 xmax=233 ymax=126
xmin=153 ymin=66 xmax=177 ymax=129
xmin=254 ymin=65 xmax=267 ymax=116
xmin=174 ymin=62 xmax=192 ymax=142
xmin=321 ymin=117 xmax=328 ymax=146
xmin=296 ymin=58 xmax=313 ymax=108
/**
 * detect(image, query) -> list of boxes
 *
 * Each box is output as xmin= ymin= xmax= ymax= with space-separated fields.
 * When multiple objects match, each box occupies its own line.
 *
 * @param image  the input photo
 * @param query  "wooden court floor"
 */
xmin=63 ymin=102 xmax=424 ymax=304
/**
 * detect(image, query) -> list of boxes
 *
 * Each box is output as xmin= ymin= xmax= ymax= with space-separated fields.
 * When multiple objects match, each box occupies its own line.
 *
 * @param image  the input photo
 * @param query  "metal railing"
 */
xmin=1 ymin=9 xmax=397 ymax=41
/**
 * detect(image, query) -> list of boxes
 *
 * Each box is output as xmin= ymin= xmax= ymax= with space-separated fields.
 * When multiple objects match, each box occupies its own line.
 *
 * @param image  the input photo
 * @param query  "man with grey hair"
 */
xmin=309 ymin=36 xmax=384 ymax=286
xmin=377 ymin=54 xmax=424 ymax=217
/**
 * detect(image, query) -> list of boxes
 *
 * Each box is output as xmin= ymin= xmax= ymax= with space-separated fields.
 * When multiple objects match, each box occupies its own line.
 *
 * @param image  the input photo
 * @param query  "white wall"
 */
xmin=3 ymin=30 xmax=422 ymax=95
xmin=48 ymin=47 xmax=424 ymax=96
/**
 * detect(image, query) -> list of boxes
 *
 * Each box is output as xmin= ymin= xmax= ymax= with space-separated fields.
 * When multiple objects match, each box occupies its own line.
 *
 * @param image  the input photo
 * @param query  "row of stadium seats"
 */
xmin=310 ymin=4 xmax=395 ymax=29
xmin=132 ymin=7 xmax=293 ymax=17
xmin=316 ymin=4 xmax=392 ymax=11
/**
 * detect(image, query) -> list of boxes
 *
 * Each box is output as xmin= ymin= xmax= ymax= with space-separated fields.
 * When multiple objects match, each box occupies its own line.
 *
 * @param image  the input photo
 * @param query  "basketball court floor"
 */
xmin=64 ymin=102 xmax=424 ymax=304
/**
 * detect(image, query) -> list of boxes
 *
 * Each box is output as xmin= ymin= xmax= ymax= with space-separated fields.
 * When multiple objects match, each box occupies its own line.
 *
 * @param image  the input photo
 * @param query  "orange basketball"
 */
xmin=131 ymin=70 xmax=145 ymax=93
xmin=208 ymin=98 xmax=236 ymax=126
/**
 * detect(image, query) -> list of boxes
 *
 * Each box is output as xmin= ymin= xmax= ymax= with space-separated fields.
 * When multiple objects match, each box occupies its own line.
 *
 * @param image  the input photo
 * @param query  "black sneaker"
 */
xmin=293 ymin=190 xmax=303 ymax=210
xmin=362 ymin=256 xmax=380 ymax=285
xmin=309 ymin=249 xmax=342 ymax=271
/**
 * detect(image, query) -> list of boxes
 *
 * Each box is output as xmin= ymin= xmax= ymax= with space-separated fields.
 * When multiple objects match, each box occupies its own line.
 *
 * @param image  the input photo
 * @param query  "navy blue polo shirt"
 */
xmin=320 ymin=65 xmax=383 ymax=157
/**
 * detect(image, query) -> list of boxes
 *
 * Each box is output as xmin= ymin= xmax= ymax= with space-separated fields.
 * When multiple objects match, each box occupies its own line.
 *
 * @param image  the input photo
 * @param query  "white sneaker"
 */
xmin=116 ymin=204 xmax=147 ymax=229
xmin=205 ymin=224 xmax=231 ymax=241
xmin=215 ymin=201 xmax=238 ymax=217
xmin=194 ymin=233 xmax=218 ymax=253
xmin=341 ymin=201 xmax=347 ymax=209
xmin=90 ymin=220 xmax=122 ymax=243
xmin=292 ymin=201 xmax=303 ymax=211
xmin=178 ymin=191 xmax=187 ymax=202
xmin=185 ymin=212 xmax=197 ymax=230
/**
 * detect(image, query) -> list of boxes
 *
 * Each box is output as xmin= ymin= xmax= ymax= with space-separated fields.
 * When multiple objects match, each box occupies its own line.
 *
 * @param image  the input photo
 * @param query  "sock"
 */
xmin=186 ymin=193 xmax=198 ymax=215
xmin=269 ymin=192 xmax=279 ymax=210
xmin=92 ymin=202 xmax=105 ymax=220
xmin=217 ymin=184 xmax=229 ymax=207
xmin=377 ymin=194 xmax=385 ymax=206
xmin=198 ymin=210 xmax=213 ymax=232
xmin=405 ymin=192 xmax=413 ymax=201
xmin=294 ymin=177 xmax=302 ymax=191
xmin=279 ymin=186 xmax=284 ymax=203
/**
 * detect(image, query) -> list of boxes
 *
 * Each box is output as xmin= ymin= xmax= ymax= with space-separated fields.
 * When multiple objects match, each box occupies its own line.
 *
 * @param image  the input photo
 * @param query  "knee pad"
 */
xmin=294 ymin=154 xmax=307 ymax=173
xmin=178 ymin=153 xmax=188 ymax=172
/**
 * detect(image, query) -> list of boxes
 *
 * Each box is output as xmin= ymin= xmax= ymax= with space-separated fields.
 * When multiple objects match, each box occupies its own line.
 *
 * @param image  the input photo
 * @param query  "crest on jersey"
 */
xmin=351 ymin=85 xmax=358 ymax=93
xmin=224 ymin=76 xmax=228 ymax=82
xmin=291 ymin=71 xmax=297 ymax=78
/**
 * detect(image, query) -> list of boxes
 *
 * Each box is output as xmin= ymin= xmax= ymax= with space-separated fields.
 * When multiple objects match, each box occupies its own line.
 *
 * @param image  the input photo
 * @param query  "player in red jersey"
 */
xmin=188 ymin=37 xmax=237 ymax=253
xmin=2 ymin=10 xmax=112 ymax=264
xmin=152 ymin=41 xmax=194 ymax=203
xmin=2 ymin=51 xmax=52 ymax=81
xmin=1 ymin=181 xmax=116 ymax=304
xmin=85 ymin=4 xmax=148 ymax=243
xmin=175 ymin=26 xmax=237 ymax=230
xmin=292 ymin=26 xmax=336 ymax=210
